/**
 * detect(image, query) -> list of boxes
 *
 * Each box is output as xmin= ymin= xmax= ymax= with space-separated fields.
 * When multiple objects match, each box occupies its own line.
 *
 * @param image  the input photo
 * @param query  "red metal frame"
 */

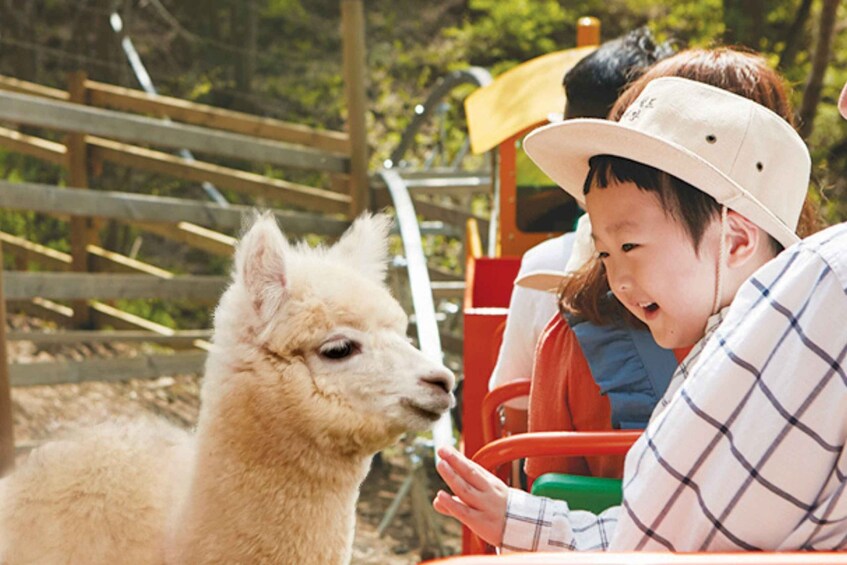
xmin=481 ymin=379 xmax=531 ymax=445
xmin=462 ymin=254 xmax=522 ymax=554
xmin=473 ymin=431 xmax=641 ymax=478
xmin=465 ymin=431 xmax=641 ymax=555
xmin=462 ymin=256 xmax=522 ymax=461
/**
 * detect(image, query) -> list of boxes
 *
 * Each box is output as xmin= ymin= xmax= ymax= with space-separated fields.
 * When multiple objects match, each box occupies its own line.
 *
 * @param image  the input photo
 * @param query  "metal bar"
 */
xmin=387 ymin=67 xmax=492 ymax=169
xmin=378 ymin=169 xmax=453 ymax=454
xmin=487 ymin=150 xmax=501 ymax=257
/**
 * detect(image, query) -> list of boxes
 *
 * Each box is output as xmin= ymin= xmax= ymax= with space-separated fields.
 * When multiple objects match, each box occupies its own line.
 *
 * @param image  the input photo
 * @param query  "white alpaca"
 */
xmin=0 ymin=213 xmax=455 ymax=564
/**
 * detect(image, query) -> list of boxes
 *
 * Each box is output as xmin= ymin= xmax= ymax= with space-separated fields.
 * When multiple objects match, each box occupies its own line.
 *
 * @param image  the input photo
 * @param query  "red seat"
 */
xmin=467 ymin=431 xmax=640 ymax=555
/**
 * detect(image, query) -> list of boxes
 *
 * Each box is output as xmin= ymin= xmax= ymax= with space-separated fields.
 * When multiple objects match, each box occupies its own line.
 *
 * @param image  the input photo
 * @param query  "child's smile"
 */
xmin=586 ymin=179 xmax=721 ymax=349
xmin=640 ymin=302 xmax=660 ymax=318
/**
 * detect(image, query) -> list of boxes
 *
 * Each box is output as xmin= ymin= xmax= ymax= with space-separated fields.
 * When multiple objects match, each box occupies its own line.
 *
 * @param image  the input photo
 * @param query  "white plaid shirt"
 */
xmin=501 ymin=222 xmax=847 ymax=553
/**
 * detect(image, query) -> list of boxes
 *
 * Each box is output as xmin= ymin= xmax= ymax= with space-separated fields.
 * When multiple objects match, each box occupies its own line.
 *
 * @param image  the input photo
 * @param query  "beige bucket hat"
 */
xmin=523 ymin=76 xmax=811 ymax=251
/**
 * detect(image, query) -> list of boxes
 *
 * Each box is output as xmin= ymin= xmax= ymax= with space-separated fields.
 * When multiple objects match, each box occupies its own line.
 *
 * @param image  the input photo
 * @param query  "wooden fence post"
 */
xmin=67 ymin=70 xmax=98 ymax=328
xmin=0 ymin=244 xmax=15 ymax=475
xmin=341 ymin=0 xmax=370 ymax=217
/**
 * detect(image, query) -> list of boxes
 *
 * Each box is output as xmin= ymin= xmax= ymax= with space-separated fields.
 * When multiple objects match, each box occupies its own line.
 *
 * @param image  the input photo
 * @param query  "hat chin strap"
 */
xmin=712 ymin=206 xmax=729 ymax=315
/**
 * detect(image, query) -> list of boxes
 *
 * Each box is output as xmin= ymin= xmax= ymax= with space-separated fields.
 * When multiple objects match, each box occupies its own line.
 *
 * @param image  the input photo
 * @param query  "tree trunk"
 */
xmin=779 ymin=0 xmax=814 ymax=69
xmin=1 ymin=0 xmax=38 ymax=80
xmin=798 ymin=0 xmax=840 ymax=139
xmin=722 ymin=0 xmax=766 ymax=48
xmin=94 ymin=0 xmax=120 ymax=83
xmin=237 ymin=0 xmax=258 ymax=96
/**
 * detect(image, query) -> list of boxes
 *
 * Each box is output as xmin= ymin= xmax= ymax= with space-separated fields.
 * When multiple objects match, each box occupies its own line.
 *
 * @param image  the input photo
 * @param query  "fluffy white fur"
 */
xmin=0 ymin=212 xmax=455 ymax=564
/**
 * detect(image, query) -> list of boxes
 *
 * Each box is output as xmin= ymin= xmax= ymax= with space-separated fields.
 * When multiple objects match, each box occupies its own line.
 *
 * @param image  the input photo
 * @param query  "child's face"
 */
xmin=585 ymin=180 xmax=720 ymax=349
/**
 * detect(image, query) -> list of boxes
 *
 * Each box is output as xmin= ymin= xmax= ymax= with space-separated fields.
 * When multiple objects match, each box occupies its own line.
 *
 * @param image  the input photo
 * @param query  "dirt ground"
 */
xmin=7 ymin=314 xmax=463 ymax=564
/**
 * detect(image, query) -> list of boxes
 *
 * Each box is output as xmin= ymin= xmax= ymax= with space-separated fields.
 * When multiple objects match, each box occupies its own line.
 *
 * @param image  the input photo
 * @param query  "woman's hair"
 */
xmin=559 ymin=47 xmax=824 ymax=327
xmin=563 ymin=27 xmax=675 ymax=119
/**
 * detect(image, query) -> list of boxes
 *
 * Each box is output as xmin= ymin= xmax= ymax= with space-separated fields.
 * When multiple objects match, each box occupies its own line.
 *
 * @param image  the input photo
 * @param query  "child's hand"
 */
xmin=432 ymin=445 xmax=509 ymax=548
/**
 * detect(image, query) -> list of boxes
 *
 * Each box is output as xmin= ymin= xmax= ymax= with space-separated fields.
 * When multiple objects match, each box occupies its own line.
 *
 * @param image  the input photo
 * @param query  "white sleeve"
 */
xmin=501 ymin=489 xmax=620 ymax=552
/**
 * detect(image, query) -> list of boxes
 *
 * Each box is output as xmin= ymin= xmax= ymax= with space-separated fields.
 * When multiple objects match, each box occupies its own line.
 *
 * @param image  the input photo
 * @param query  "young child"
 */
xmin=520 ymin=48 xmax=823 ymax=483
xmin=434 ymin=77 xmax=840 ymax=551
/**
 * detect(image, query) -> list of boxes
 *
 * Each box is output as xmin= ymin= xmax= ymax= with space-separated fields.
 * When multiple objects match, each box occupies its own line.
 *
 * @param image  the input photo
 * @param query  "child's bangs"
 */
xmin=582 ymin=155 xmax=721 ymax=251
xmin=583 ymin=154 xmax=665 ymax=194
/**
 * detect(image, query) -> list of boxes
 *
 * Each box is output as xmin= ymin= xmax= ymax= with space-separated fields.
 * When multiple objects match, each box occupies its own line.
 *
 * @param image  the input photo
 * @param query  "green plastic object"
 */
xmin=530 ymin=473 xmax=622 ymax=514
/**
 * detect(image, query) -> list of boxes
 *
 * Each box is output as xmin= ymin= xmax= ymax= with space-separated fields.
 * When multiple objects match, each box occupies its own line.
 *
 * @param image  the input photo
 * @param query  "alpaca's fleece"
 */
xmin=0 ymin=212 xmax=455 ymax=565
xmin=0 ymin=419 xmax=192 ymax=564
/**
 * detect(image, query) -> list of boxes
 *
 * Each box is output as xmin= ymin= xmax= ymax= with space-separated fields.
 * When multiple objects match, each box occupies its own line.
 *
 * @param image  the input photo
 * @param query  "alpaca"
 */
xmin=0 ymin=212 xmax=455 ymax=564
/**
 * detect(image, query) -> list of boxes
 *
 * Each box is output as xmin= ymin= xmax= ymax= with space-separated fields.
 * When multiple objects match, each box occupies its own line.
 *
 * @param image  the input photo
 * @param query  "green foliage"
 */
xmin=113 ymin=299 xmax=212 ymax=330
xmin=263 ymin=0 xmax=307 ymax=20
xmin=0 ymin=0 xmax=846 ymax=292
xmin=629 ymin=1 xmax=726 ymax=45
xmin=448 ymin=0 xmax=569 ymax=67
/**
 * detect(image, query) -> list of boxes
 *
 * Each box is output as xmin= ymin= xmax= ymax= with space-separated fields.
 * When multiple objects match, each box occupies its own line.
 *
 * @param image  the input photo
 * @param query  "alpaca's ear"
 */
xmin=235 ymin=212 xmax=289 ymax=319
xmin=330 ymin=213 xmax=391 ymax=283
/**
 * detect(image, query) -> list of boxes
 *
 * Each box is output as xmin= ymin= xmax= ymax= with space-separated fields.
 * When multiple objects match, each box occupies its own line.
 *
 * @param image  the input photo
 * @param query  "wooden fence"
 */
xmin=0 ymin=3 xmax=377 ymax=470
xmin=0 ymin=84 xmax=355 ymax=385
xmin=0 ymin=1 xmax=480 ymax=471
xmin=0 ymin=68 xmax=364 ymax=357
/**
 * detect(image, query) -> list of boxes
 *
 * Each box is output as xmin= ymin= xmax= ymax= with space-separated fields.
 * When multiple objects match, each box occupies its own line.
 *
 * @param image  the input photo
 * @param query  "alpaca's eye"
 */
xmin=319 ymin=339 xmax=359 ymax=360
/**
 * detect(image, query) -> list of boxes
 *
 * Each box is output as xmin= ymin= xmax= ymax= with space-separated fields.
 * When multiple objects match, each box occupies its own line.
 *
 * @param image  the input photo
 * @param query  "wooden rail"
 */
xmin=7 ymin=330 xmax=212 ymax=345
xmin=128 ymin=221 xmax=237 ymax=256
xmin=0 ymin=90 xmax=349 ymax=174
xmin=83 ymin=79 xmax=350 ymax=154
xmin=10 ymin=351 xmax=208 ymax=387
xmin=3 ymin=273 xmax=228 ymax=302
xmin=0 ymin=75 xmax=68 ymax=100
xmin=0 ymin=231 xmax=71 ymax=271
xmin=0 ymin=180 xmax=349 ymax=236
xmin=86 ymin=136 xmax=350 ymax=214
xmin=0 ymin=125 xmax=67 ymax=166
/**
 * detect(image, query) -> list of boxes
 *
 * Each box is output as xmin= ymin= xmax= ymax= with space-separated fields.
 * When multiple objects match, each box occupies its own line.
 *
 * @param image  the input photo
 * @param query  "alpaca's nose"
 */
xmin=420 ymin=370 xmax=454 ymax=395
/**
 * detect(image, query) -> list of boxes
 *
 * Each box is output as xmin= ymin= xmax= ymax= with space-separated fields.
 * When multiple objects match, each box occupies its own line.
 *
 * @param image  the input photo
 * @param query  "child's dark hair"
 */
xmin=584 ymin=155 xmax=722 ymax=253
xmin=563 ymin=27 xmax=675 ymax=119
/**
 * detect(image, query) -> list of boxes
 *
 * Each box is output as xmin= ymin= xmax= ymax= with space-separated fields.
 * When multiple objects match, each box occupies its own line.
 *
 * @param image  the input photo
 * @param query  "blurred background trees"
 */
xmin=0 ymin=0 xmax=845 ymax=223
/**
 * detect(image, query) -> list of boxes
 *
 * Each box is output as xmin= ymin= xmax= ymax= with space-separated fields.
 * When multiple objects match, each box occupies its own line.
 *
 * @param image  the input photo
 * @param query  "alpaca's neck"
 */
xmin=169 ymin=373 xmax=371 ymax=564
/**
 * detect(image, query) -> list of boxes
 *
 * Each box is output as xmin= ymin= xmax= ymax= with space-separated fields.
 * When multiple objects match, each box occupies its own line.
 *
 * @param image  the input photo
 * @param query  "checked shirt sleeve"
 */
xmin=501 ymin=488 xmax=620 ymax=552
xmin=611 ymin=224 xmax=847 ymax=551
